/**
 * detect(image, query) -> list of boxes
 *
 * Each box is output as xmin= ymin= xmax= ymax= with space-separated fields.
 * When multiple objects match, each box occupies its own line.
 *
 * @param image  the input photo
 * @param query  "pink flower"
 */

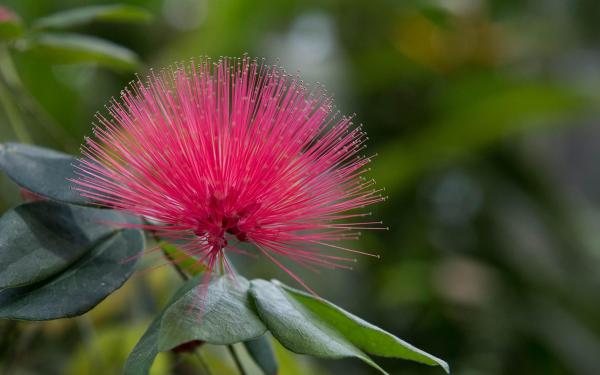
xmin=75 ymin=56 xmax=385 ymax=289
xmin=0 ymin=7 xmax=18 ymax=23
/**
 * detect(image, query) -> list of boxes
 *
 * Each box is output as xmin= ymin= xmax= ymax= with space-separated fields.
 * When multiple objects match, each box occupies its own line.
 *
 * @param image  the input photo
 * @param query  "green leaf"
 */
xmin=250 ymin=280 xmax=449 ymax=374
xmin=374 ymin=78 xmax=588 ymax=192
xmin=277 ymin=281 xmax=449 ymax=372
xmin=125 ymin=274 xmax=266 ymax=375
xmin=159 ymin=241 xmax=205 ymax=276
xmin=0 ymin=206 xmax=144 ymax=320
xmin=0 ymin=7 xmax=22 ymax=41
xmin=244 ymin=334 xmax=279 ymax=375
xmin=0 ymin=201 xmax=129 ymax=289
xmin=33 ymin=4 xmax=152 ymax=30
xmin=27 ymin=33 xmax=139 ymax=71
xmin=157 ymin=275 xmax=266 ymax=351
xmin=124 ymin=275 xmax=202 ymax=375
xmin=0 ymin=143 xmax=91 ymax=206
xmin=250 ymin=279 xmax=386 ymax=374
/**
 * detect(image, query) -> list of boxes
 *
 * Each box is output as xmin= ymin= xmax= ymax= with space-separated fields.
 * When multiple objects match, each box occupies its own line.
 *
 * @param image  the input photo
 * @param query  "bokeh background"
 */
xmin=1 ymin=0 xmax=600 ymax=374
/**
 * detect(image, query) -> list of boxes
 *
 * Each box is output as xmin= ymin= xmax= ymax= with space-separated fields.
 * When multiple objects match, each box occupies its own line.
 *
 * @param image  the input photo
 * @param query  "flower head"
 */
xmin=0 ymin=6 xmax=18 ymax=22
xmin=75 ymin=56 xmax=384 ymax=289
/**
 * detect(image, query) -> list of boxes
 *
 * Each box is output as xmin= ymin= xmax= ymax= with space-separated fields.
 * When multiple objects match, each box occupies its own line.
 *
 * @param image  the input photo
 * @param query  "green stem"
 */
xmin=146 ymin=225 xmax=221 ymax=375
xmin=194 ymin=351 xmax=213 ymax=375
xmin=217 ymin=253 xmax=246 ymax=374
xmin=227 ymin=344 xmax=247 ymax=375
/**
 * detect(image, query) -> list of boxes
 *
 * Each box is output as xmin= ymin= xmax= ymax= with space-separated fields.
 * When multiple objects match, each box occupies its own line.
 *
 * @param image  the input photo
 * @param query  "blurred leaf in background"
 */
xmin=2 ymin=0 xmax=600 ymax=374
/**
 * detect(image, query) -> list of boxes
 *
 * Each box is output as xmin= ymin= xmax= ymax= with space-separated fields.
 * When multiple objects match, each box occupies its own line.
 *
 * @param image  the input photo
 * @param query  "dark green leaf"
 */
xmin=0 ymin=214 xmax=144 ymax=320
xmin=124 ymin=275 xmax=202 ymax=375
xmin=250 ymin=279 xmax=386 ymax=374
xmin=0 ymin=201 xmax=128 ymax=289
xmin=125 ymin=275 xmax=266 ymax=375
xmin=27 ymin=33 xmax=139 ymax=71
xmin=277 ymin=281 xmax=449 ymax=373
xmin=33 ymin=4 xmax=152 ymax=30
xmin=244 ymin=334 xmax=278 ymax=375
xmin=157 ymin=275 xmax=266 ymax=351
xmin=0 ymin=143 xmax=91 ymax=206
xmin=250 ymin=280 xmax=449 ymax=374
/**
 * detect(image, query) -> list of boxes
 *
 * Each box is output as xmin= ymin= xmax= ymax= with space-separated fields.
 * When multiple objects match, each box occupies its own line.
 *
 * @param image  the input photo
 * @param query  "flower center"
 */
xmin=193 ymin=191 xmax=259 ymax=250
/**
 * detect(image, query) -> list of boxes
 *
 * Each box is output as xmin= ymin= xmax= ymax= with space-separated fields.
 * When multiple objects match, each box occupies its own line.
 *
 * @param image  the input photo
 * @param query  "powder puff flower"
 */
xmin=75 ymin=56 xmax=385 ymax=289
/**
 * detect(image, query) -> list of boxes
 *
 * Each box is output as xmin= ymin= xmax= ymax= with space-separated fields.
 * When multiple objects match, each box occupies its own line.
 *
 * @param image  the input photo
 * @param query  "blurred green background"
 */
xmin=1 ymin=0 xmax=600 ymax=374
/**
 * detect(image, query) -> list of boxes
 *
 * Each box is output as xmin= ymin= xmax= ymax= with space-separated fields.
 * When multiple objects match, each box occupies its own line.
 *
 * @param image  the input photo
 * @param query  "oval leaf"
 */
xmin=0 ymin=201 xmax=128 ymax=289
xmin=27 ymin=33 xmax=139 ymax=71
xmin=33 ymin=4 xmax=152 ymax=30
xmin=124 ymin=274 xmax=209 ymax=375
xmin=243 ymin=334 xmax=279 ymax=375
xmin=0 ymin=224 xmax=144 ymax=320
xmin=158 ymin=275 xmax=266 ymax=351
xmin=249 ymin=279 xmax=386 ymax=374
xmin=276 ymin=280 xmax=449 ymax=373
xmin=0 ymin=143 xmax=91 ymax=206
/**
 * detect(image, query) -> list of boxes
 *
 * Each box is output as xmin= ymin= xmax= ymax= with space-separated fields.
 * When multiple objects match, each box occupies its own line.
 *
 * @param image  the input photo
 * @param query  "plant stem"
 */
xmin=0 ymin=321 xmax=20 ymax=373
xmin=162 ymin=243 xmax=189 ymax=281
xmin=146 ymin=224 xmax=218 ymax=375
xmin=148 ymin=226 xmax=246 ymax=375
xmin=227 ymin=344 xmax=247 ymax=375
xmin=194 ymin=351 xmax=213 ymax=375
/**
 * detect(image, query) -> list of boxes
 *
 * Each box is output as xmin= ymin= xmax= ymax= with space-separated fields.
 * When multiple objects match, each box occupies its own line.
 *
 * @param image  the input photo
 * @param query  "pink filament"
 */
xmin=74 ymin=56 xmax=385 ymax=287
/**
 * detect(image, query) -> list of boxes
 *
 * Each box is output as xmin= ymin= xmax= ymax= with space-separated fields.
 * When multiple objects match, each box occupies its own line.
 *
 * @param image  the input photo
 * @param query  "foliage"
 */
xmin=1 ymin=1 xmax=599 ymax=375
xmin=0 ymin=141 xmax=448 ymax=373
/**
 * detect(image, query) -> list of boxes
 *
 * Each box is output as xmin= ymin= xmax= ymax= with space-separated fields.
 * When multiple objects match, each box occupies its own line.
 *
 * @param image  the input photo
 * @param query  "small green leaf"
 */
xmin=0 ymin=201 xmax=129 ymax=289
xmin=250 ymin=279 xmax=386 ymax=374
xmin=0 ymin=7 xmax=22 ymax=41
xmin=33 ymin=4 xmax=152 ymax=30
xmin=27 ymin=33 xmax=139 ymax=71
xmin=0 ymin=224 xmax=144 ymax=320
xmin=277 ymin=281 xmax=449 ymax=373
xmin=158 ymin=275 xmax=266 ymax=351
xmin=0 ymin=143 xmax=91 ymax=206
xmin=244 ymin=334 xmax=279 ymax=375
xmin=159 ymin=241 xmax=205 ymax=276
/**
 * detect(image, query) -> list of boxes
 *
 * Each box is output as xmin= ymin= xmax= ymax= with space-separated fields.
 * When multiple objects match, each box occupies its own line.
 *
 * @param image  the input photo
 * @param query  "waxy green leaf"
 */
xmin=0 ymin=201 xmax=129 ymax=289
xmin=28 ymin=33 xmax=139 ymax=71
xmin=127 ymin=277 xmax=448 ymax=374
xmin=125 ymin=275 xmax=266 ymax=375
xmin=0 ymin=225 xmax=144 ymax=320
xmin=277 ymin=281 xmax=449 ymax=372
xmin=250 ymin=279 xmax=448 ymax=374
xmin=243 ymin=334 xmax=279 ymax=375
xmin=124 ymin=275 xmax=202 ymax=375
xmin=250 ymin=279 xmax=385 ymax=373
xmin=0 ymin=143 xmax=91 ymax=206
xmin=33 ymin=4 xmax=152 ymax=30
xmin=158 ymin=275 xmax=266 ymax=351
